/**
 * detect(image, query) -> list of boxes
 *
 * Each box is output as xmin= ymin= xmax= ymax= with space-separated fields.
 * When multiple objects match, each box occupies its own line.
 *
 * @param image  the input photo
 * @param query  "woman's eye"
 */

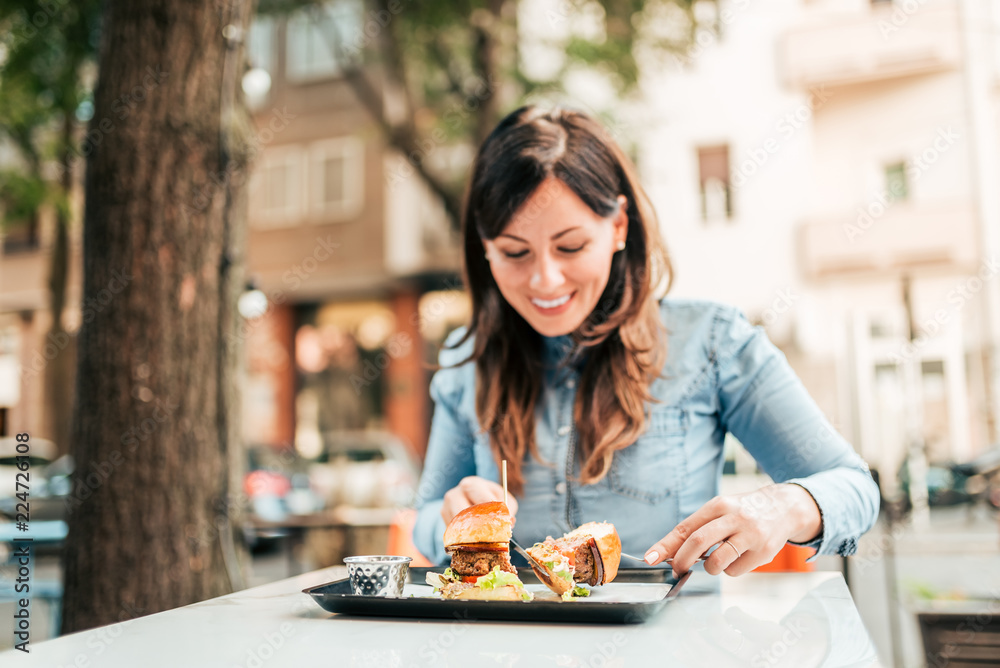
xmin=502 ymin=250 xmax=529 ymax=259
xmin=559 ymin=244 xmax=586 ymax=254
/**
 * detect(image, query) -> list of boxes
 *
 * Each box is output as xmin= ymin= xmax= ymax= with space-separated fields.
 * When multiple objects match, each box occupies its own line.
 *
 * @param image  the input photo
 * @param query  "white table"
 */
xmin=6 ymin=568 xmax=880 ymax=667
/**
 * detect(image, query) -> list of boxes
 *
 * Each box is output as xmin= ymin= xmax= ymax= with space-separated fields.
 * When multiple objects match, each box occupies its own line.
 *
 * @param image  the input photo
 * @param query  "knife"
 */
xmin=509 ymin=538 xmax=559 ymax=589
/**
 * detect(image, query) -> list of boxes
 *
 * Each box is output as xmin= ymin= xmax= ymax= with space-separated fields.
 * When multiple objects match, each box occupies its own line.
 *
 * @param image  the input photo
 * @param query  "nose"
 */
xmin=529 ymin=251 xmax=566 ymax=292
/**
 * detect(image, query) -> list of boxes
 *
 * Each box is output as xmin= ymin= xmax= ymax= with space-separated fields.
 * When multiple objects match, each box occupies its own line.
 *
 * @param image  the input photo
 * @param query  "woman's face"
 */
xmin=484 ymin=177 xmax=628 ymax=337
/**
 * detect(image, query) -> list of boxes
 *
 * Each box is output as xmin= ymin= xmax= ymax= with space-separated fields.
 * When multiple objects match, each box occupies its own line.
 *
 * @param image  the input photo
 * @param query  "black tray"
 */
xmin=408 ymin=566 xmax=677 ymax=586
xmin=302 ymin=569 xmax=691 ymax=624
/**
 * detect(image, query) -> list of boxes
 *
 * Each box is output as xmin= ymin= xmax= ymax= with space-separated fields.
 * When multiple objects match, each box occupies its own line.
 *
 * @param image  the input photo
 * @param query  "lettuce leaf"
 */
xmin=561 ymin=585 xmax=591 ymax=601
xmin=545 ymin=561 xmax=573 ymax=581
xmin=476 ymin=566 xmax=525 ymax=590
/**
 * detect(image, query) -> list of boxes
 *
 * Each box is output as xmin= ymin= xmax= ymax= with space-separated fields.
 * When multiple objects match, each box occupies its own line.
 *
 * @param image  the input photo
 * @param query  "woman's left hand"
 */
xmin=643 ymin=483 xmax=823 ymax=577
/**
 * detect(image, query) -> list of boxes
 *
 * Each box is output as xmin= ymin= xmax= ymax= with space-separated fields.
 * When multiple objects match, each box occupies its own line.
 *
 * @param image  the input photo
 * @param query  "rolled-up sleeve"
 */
xmin=713 ymin=306 xmax=879 ymax=559
xmin=411 ymin=329 xmax=477 ymax=565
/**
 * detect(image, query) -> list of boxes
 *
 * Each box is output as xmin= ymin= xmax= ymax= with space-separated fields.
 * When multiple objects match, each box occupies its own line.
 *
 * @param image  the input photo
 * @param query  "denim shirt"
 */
xmin=412 ymin=298 xmax=879 ymax=566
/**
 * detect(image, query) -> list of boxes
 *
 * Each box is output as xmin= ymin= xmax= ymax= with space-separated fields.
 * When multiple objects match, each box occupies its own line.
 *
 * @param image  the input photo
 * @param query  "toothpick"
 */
xmin=502 ymin=460 xmax=508 ymax=506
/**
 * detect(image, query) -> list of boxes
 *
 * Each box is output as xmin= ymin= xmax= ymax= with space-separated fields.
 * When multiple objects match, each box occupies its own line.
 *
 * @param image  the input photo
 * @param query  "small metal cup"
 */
xmin=344 ymin=555 xmax=412 ymax=597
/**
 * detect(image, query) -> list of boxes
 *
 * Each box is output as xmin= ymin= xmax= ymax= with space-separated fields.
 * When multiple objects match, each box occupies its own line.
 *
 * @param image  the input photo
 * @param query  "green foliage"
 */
xmin=0 ymin=170 xmax=49 ymax=229
xmin=256 ymin=0 xmax=706 ymax=214
xmin=0 ymin=0 xmax=101 ymax=232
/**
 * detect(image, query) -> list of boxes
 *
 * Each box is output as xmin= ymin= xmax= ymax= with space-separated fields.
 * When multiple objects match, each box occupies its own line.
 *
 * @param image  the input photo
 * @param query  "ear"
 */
xmin=613 ymin=195 xmax=629 ymax=245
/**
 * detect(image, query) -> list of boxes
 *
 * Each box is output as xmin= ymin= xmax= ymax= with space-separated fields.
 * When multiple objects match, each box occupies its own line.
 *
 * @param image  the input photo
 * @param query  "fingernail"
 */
xmin=644 ymin=550 xmax=659 ymax=565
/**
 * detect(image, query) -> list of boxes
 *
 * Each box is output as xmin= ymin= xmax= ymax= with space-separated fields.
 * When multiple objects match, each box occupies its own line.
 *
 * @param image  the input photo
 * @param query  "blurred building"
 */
xmin=0 ymin=3 xmax=470 ymax=464
xmin=636 ymin=0 xmax=1000 ymax=486
xmin=0 ymin=147 xmax=84 ymax=449
xmin=239 ymin=6 xmax=466 ymax=462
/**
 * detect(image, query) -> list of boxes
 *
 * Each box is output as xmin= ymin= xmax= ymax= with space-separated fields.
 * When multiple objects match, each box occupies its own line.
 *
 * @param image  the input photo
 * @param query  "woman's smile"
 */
xmin=530 ymin=291 xmax=575 ymax=314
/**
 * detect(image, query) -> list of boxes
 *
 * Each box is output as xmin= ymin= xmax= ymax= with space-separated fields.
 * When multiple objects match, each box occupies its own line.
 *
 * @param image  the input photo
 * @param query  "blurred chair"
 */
xmin=752 ymin=543 xmax=815 ymax=573
xmin=918 ymin=609 xmax=1000 ymax=666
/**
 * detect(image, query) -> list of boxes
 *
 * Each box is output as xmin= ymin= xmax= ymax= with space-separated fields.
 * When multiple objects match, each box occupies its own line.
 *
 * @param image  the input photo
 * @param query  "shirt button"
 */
xmin=557 ymin=425 xmax=571 ymax=436
xmin=555 ymin=482 xmax=567 ymax=494
xmin=566 ymin=378 xmax=575 ymax=389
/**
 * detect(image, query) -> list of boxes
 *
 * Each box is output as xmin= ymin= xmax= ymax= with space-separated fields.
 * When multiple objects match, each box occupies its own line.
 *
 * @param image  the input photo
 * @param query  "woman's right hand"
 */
xmin=441 ymin=476 xmax=518 ymax=526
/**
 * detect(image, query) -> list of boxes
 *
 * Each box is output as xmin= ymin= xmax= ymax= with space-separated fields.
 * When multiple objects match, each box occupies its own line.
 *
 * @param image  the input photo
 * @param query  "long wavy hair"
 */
xmin=452 ymin=105 xmax=673 ymax=495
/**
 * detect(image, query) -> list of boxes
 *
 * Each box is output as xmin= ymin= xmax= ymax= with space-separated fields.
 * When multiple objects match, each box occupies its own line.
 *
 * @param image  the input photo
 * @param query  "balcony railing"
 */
xmin=798 ymin=200 xmax=979 ymax=277
xmin=780 ymin=4 xmax=961 ymax=89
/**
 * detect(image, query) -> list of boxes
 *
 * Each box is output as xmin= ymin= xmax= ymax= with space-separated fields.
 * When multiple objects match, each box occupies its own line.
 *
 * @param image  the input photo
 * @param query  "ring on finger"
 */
xmin=723 ymin=538 xmax=742 ymax=560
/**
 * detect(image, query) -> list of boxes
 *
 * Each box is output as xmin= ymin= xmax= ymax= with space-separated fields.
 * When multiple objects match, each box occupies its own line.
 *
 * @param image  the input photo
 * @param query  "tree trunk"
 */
xmin=43 ymin=113 xmax=76 ymax=459
xmin=61 ymin=0 xmax=253 ymax=633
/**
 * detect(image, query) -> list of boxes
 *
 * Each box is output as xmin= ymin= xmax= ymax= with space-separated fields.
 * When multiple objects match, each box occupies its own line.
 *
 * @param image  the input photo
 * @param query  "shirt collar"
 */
xmin=541 ymin=334 xmax=588 ymax=369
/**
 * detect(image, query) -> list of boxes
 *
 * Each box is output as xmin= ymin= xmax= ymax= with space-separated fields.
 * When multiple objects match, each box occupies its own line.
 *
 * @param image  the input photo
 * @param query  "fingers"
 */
xmin=440 ymin=476 xmax=518 ymax=526
xmin=459 ymin=476 xmax=504 ymax=505
xmin=644 ymin=496 xmax=732 ymax=567
xmin=672 ymin=516 xmax=740 ymax=576
xmin=440 ymin=485 xmax=473 ymax=526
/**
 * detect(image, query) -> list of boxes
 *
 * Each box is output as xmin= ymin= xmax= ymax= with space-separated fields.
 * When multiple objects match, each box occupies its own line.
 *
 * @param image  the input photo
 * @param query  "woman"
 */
xmin=412 ymin=105 xmax=879 ymax=578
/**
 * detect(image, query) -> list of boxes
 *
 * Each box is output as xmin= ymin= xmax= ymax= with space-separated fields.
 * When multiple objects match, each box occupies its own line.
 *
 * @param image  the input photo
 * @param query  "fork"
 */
xmin=621 ymin=550 xmax=712 ymax=565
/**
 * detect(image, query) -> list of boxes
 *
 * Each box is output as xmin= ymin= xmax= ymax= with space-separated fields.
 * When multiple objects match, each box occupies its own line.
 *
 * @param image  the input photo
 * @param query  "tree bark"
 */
xmin=61 ymin=0 xmax=253 ymax=633
xmin=43 ymin=112 xmax=76 ymax=460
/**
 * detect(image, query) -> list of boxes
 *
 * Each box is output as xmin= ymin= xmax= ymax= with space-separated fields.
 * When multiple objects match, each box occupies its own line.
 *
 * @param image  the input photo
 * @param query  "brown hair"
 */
xmin=454 ymin=105 xmax=672 ymax=494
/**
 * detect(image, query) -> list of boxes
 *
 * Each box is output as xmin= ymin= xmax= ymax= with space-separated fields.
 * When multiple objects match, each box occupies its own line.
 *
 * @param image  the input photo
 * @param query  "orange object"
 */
xmin=386 ymin=508 xmax=433 ymax=566
xmin=752 ymin=543 xmax=815 ymax=572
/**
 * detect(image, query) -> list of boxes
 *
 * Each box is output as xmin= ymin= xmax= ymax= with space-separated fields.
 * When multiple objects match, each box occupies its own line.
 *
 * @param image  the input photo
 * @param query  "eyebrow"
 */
xmin=499 ymin=226 xmax=581 ymax=243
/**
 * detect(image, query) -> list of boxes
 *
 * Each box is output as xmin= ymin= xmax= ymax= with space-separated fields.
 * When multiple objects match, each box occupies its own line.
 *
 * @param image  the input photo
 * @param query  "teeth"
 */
xmin=532 ymin=294 xmax=571 ymax=309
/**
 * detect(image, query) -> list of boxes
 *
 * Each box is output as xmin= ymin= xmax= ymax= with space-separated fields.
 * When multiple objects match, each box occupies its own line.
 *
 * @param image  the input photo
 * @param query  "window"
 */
xmin=251 ymin=147 xmax=303 ymax=228
xmin=247 ymin=17 xmax=275 ymax=72
xmin=309 ymin=137 xmax=363 ymax=221
xmin=1 ymin=218 xmax=39 ymax=254
xmin=697 ymin=145 xmax=732 ymax=221
xmin=286 ymin=0 xmax=364 ymax=82
xmin=885 ymin=161 xmax=908 ymax=202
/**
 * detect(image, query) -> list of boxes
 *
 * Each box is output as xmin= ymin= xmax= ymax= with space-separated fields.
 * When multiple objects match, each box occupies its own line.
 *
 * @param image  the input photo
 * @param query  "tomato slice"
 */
xmin=460 ymin=575 xmax=480 ymax=584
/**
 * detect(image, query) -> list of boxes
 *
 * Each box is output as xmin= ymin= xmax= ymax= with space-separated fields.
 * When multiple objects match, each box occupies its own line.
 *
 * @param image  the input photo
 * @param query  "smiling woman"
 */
xmin=413 ymin=105 xmax=880 ymax=579
xmin=460 ymin=107 xmax=670 ymax=496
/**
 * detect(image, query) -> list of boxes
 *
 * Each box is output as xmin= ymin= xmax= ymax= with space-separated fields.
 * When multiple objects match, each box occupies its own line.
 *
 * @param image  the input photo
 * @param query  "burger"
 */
xmin=526 ymin=521 xmax=621 ymax=596
xmin=426 ymin=501 xmax=532 ymax=601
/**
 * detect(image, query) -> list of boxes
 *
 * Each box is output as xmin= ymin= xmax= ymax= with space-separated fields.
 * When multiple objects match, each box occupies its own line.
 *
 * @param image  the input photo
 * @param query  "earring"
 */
xmin=615 ymin=240 xmax=626 ymax=252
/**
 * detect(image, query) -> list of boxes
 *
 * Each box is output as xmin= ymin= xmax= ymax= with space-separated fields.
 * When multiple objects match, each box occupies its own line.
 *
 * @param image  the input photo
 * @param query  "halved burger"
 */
xmin=427 ymin=501 xmax=532 ymax=601
xmin=527 ymin=521 xmax=621 ymax=595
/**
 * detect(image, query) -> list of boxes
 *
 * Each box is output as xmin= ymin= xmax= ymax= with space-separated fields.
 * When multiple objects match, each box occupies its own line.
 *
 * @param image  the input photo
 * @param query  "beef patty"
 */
xmin=450 ymin=549 xmax=516 ymax=577
xmin=545 ymin=534 xmax=598 ymax=585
